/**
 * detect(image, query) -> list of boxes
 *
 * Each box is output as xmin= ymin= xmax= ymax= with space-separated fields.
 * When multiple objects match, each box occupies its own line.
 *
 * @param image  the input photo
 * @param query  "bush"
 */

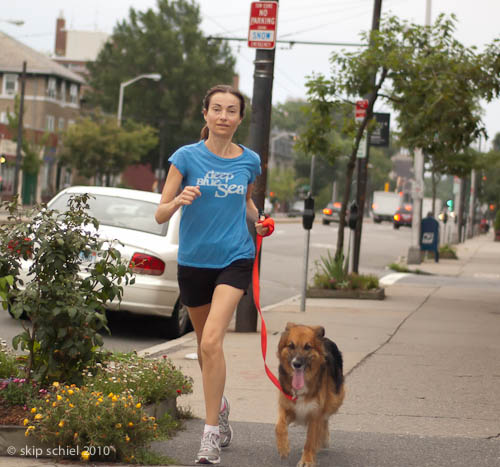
xmin=312 ymin=251 xmax=379 ymax=290
xmin=0 ymin=195 xmax=134 ymax=386
xmin=494 ymin=210 xmax=500 ymax=231
xmin=82 ymin=352 xmax=193 ymax=404
xmin=24 ymin=382 xmax=157 ymax=462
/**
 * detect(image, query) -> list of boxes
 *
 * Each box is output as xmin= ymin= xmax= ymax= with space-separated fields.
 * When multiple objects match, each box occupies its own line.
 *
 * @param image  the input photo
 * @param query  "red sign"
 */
xmin=248 ymin=2 xmax=279 ymax=49
xmin=355 ymin=99 xmax=369 ymax=122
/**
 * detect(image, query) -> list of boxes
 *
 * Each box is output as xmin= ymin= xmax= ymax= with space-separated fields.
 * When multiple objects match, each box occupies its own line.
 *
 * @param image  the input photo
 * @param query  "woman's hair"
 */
xmin=200 ymin=84 xmax=245 ymax=140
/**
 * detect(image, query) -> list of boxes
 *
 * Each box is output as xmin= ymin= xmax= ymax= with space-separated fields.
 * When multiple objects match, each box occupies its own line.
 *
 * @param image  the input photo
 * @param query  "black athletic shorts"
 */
xmin=177 ymin=258 xmax=254 ymax=308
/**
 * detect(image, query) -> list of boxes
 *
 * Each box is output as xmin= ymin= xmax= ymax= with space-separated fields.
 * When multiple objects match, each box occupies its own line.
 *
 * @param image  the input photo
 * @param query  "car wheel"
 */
xmin=165 ymin=298 xmax=192 ymax=339
xmin=393 ymin=223 xmax=400 ymax=230
xmin=322 ymin=219 xmax=330 ymax=225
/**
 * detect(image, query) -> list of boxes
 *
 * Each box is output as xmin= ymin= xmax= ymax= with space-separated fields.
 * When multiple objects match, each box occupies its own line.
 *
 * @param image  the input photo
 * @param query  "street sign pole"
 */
xmin=236 ymin=1 xmax=279 ymax=332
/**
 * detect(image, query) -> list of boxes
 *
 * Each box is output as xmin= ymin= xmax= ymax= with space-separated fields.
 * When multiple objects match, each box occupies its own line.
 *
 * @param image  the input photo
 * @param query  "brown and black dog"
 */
xmin=275 ymin=322 xmax=345 ymax=467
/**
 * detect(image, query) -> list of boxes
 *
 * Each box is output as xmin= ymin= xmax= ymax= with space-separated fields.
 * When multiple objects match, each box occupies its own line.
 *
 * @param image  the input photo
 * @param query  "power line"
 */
xmin=207 ymin=36 xmax=366 ymax=48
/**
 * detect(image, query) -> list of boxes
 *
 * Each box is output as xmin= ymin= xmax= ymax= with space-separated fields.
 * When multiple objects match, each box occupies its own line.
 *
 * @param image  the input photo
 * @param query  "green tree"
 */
xmin=60 ymin=113 xmax=158 ymax=186
xmin=267 ymin=167 xmax=300 ymax=209
xmin=303 ymin=14 xmax=500 ymax=260
xmin=86 ymin=0 xmax=237 ymax=168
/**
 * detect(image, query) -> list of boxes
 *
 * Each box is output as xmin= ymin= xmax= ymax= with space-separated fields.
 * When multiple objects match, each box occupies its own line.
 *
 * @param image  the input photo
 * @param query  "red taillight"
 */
xmin=394 ymin=214 xmax=401 ymax=222
xmin=333 ymin=202 xmax=341 ymax=209
xmin=323 ymin=208 xmax=332 ymax=215
xmin=129 ymin=253 xmax=165 ymax=276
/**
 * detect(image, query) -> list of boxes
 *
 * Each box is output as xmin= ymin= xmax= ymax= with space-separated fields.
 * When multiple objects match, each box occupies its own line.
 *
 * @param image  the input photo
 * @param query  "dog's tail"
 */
xmin=323 ymin=338 xmax=344 ymax=394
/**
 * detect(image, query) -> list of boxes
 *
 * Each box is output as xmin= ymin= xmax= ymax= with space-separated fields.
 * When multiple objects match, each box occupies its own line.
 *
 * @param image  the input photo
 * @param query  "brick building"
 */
xmin=0 ymin=31 xmax=84 ymax=203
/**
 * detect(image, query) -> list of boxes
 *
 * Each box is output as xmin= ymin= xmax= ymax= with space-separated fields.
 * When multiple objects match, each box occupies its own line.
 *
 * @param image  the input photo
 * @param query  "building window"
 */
xmin=69 ymin=84 xmax=78 ymax=104
xmin=47 ymin=77 xmax=57 ymax=98
xmin=58 ymin=117 xmax=65 ymax=130
xmin=46 ymin=115 xmax=55 ymax=132
xmin=0 ymin=112 xmax=7 ymax=124
xmin=60 ymin=81 xmax=66 ymax=102
xmin=67 ymin=119 xmax=75 ymax=127
xmin=3 ymin=74 xmax=18 ymax=95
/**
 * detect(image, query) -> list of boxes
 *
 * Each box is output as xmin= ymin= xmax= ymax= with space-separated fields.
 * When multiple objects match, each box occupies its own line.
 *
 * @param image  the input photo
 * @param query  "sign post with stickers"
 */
xmin=248 ymin=1 xmax=279 ymax=49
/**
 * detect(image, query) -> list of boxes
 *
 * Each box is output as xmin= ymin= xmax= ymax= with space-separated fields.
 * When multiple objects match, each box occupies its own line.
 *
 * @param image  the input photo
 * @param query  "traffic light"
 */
xmin=446 ymin=199 xmax=454 ymax=211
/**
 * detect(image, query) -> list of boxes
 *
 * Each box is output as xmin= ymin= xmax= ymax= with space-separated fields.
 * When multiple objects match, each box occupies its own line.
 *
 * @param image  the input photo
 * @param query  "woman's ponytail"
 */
xmin=200 ymin=124 xmax=209 ymax=140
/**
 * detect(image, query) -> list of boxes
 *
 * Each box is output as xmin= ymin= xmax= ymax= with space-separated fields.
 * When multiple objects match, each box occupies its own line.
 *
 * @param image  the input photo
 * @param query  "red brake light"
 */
xmin=323 ymin=208 xmax=332 ymax=215
xmin=129 ymin=253 xmax=165 ymax=276
xmin=333 ymin=202 xmax=341 ymax=209
xmin=394 ymin=214 xmax=401 ymax=221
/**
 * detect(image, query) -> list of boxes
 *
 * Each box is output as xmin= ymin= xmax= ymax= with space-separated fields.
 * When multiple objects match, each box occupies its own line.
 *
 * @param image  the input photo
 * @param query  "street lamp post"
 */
xmin=116 ymin=73 xmax=161 ymax=127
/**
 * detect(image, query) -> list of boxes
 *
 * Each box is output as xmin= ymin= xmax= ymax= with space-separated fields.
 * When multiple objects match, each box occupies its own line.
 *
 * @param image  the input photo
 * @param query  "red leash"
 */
xmin=253 ymin=218 xmax=296 ymax=402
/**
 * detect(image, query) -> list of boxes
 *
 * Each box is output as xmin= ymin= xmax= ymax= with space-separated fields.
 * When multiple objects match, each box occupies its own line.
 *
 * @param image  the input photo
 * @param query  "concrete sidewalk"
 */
xmin=1 ymin=232 xmax=499 ymax=466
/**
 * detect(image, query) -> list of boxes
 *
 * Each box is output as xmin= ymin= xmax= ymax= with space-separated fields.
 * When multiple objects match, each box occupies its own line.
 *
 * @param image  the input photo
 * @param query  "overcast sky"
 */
xmin=3 ymin=0 xmax=499 ymax=148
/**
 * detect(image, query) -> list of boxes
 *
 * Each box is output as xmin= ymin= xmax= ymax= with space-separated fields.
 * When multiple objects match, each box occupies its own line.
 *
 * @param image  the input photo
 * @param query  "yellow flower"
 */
xmin=69 ymin=403 xmax=75 ymax=408
xmin=30 ymin=408 xmax=37 ymax=413
xmin=128 ymin=422 xmax=134 ymax=427
xmin=115 ymin=423 xmax=122 ymax=429
xmin=52 ymin=402 xmax=57 ymax=407
xmin=58 ymin=420 xmax=65 ymax=428
xmin=34 ymin=414 xmax=43 ymax=420
xmin=97 ymin=397 xmax=103 ymax=403
xmin=68 ymin=389 xmax=74 ymax=395
xmin=56 ymin=395 xmax=63 ymax=401
xmin=81 ymin=450 xmax=90 ymax=461
xmin=52 ymin=381 xmax=60 ymax=387
xmin=125 ymin=435 xmax=130 ymax=443
xmin=74 ymin=432 xmax=79 ymax=440
xmin=23 ymin=418 xmax=29 ymax=426
xmin=107 ymin=392 xmax=114 ymax=398
xmin=135 ymin=402 xmax=142 ymax=409
xmin=25 ymin=426 xmax=35 ymax=436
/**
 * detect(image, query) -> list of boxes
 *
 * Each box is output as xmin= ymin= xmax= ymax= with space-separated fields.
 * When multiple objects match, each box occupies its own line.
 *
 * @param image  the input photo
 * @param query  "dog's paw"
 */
xmin=276 ymin=440 xmax=290 ymax=458
xmin=296 ymin=460 xmax=316 ymax=467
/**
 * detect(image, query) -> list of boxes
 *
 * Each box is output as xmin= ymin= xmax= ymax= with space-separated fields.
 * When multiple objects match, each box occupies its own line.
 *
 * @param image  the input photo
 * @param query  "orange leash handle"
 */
xmin=253 ymin=222 xmax=296 ymax=402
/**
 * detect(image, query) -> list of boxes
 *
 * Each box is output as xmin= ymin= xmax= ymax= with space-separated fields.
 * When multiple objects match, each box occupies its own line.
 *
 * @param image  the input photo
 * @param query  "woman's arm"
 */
xmin=155 ymin=164 xmax=201 ymax=224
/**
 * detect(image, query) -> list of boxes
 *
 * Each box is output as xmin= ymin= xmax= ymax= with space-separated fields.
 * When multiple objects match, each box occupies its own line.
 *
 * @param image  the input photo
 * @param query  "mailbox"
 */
xmin=302 ymin=196 xmax=315 ymax=230
xmin=420 ymin=214 xmax=439 ymax=262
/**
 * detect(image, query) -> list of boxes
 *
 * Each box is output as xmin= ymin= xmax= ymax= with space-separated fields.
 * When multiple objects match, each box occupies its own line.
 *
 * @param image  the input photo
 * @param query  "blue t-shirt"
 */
xmin=169 ymin=141 xmax=261 ymax=268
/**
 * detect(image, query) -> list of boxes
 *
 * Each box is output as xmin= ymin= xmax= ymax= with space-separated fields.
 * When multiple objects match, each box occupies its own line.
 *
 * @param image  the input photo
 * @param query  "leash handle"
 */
xmin=253 ymin=230 xmax=296 ymax=402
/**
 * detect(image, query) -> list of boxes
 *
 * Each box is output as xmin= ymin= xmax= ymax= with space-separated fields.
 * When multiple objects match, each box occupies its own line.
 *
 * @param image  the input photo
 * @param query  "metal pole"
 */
xmin=300 ymin=230 xmax=311 ymax=312
xmin=236 ymin=8 xmax=278 ymax=332
xmin=13 ymin=60 xmax=26 ymax=199
xmin=117 ymin=82 xmax=125 ymax=127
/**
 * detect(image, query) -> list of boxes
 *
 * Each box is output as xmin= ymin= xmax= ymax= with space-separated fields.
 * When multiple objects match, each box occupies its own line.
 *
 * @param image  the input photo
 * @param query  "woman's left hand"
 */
xmin=255 ymin=216 xmax=274 ymax=237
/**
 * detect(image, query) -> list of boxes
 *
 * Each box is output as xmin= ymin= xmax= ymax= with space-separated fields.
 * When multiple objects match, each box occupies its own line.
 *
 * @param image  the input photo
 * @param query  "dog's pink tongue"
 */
xmin=292 ymin=369 xmax=304 ymax=390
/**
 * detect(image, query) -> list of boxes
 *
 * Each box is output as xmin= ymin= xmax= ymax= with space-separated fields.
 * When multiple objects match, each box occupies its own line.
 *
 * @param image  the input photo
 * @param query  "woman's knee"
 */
xmin=200 ymin=334 xmax=223 ymax=359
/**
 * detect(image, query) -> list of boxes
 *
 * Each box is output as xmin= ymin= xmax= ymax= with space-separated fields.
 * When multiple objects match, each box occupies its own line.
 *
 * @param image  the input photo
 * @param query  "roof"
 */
xmin=0 ymin=31 xmax=85 ymax=84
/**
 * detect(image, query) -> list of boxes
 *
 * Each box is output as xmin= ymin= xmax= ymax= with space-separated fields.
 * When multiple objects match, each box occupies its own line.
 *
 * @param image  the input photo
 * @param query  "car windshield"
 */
xmin=48 ymin=193 xmax=168 ymax=236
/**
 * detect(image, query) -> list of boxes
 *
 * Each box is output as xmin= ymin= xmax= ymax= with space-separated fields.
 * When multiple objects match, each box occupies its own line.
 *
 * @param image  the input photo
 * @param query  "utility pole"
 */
xmin=407 ymin=0 xmax=432 ymax=264
xmin=13 ymin=60 xmax=26 ymax=200
xmin=235 ymin=1 xmax=278 ymax=332
xmin=352 ymin=0 xmax=382 ymax=273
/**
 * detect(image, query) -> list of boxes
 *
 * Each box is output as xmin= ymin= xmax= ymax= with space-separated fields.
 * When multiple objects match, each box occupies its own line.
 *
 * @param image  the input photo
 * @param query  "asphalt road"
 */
xmin=0 ymin=219 xmax=411 ymax=353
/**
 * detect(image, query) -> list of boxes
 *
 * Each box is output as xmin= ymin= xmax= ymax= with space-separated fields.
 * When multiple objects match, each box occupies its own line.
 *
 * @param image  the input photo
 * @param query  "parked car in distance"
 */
xmin=393 ymin=204 xmax=413 ymax=229
xmin=287 ymin=200 xmax=304 ymax=217
xmin=14 ymin=186 xmax=191 ymax=338
xmin=322 ymin=201 xmax=342 ymax=225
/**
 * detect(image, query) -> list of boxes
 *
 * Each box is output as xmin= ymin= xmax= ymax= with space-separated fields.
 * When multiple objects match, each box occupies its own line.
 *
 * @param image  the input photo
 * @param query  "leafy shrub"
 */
xmin=0 ymin=195 xmax=134 ymax=386
xmin=82 ymin=352 xmax=193 ymax=404
xmin=494 ymin=210 xmax=500 ymax=231
xmin=312 ymin=251 xmax=379 ymax=290
xmin=24 ymin=382 xmax=157 ymax=462
xmin=439 ymin=244 xmax=458 ymax=259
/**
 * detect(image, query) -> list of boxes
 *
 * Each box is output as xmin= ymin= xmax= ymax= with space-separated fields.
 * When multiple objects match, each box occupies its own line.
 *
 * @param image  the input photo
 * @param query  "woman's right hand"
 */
xmin=175 ymin=185 xmax=201 ymax=206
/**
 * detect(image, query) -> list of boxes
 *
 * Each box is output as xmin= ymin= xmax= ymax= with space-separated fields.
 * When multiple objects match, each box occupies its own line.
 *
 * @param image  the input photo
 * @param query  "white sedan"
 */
xmin=36 ymin=186 xmax=190 ymax=338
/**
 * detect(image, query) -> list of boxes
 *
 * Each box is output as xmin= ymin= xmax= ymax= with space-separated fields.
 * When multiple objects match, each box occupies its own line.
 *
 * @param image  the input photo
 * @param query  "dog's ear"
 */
xmin=313 ymin=326 xmax=325 ymax=338
xmin=285 ymin=322 xmax=297 ymax=331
